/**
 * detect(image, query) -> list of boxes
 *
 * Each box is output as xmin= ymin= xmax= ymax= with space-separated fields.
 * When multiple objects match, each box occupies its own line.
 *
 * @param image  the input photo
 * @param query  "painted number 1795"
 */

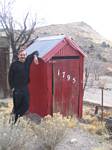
xmin=57 ymin=69 xmax=76 ymax=84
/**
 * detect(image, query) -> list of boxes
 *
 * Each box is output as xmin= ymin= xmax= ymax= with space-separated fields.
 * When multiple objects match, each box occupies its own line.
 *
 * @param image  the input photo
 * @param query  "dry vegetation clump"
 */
xmin=0 ymin=112 xmax=39 ymax=150
xmin=31 ymin=112 xmax=77 ymax=150
xmin=80 ymin=117 xmax=106 ymax=135
xmin=80 ymin=105 xmax=112 ymax=137
xmin=0 ymin=100 xmax=111 ymax=150
xmin=0 ymin=101 xmax=78 ymax=150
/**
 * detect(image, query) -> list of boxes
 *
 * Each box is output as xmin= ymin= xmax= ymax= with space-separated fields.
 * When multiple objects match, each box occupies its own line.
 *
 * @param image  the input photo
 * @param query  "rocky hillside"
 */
xmin=35 ymin=22 xmax=111 ymax=47
xmin=34 ymin=21 xmax=112 ymax=76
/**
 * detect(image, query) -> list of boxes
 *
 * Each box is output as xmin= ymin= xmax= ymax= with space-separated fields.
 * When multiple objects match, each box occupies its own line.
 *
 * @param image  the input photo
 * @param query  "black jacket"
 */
xmin=8 ymin=51 xmax=38 ymax=89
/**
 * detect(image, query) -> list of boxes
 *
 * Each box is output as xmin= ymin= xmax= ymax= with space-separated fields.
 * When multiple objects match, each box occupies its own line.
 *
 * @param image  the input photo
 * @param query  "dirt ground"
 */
xmin=54 ymin=127 xmax=112 ymax=150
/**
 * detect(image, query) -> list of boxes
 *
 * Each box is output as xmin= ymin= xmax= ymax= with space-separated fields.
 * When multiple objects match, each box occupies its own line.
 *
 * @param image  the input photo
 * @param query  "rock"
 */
xmin=69 ymin=138 xmax=78 ymax=144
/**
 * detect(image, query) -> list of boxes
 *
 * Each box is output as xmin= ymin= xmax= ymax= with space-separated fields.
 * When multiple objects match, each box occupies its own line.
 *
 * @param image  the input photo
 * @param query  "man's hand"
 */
xmin=34 ymin=55 xmax=39 ymax=65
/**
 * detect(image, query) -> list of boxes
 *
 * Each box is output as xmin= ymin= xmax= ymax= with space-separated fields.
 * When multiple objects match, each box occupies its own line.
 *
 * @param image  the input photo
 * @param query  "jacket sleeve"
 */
xmin=8 ymin=63 xmax=14 ymax=90
xmin=25 ymin=51 xmax=39 ymax=67
xmin=25 ymin=51 xmax=39 ymax=83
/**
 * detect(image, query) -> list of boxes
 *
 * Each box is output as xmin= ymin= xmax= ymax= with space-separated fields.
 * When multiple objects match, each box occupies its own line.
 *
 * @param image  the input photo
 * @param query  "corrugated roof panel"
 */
xmin=26 ymin=35 xmax=65 ymax=57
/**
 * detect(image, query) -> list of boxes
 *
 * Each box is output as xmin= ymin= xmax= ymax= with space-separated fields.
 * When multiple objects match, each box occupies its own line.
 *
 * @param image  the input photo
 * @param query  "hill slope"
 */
xmin=34 ymin=22 xmax=112 ymax=76
xmin=35 ymin=21 xmax=111 ymax=49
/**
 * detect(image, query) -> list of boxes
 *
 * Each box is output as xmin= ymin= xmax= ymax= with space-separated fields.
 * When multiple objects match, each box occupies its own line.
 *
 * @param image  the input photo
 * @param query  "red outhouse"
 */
xmin=26 ymin=35 xmax=85 ymax=118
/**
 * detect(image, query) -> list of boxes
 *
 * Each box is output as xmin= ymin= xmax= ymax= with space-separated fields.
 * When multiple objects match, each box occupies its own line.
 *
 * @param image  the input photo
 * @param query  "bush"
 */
xmin=0 ymin=110 xmax=77 ymax=150
xmin=31 ymin=113 xmax=77 ymax=150
xmin=0 ymin=113 xmax=38 ymax=150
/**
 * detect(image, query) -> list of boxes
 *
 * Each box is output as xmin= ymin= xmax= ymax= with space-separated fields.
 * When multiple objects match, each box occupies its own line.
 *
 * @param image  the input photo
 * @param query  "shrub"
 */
xmin=31 ymin=113 xmax=77 ymax=150
xmin=0 ymin=113 xmax=38 ymax=150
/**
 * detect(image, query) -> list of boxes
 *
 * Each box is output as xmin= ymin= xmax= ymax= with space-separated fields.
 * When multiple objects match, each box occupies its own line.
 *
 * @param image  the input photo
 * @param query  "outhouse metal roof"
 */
xmin=26 ymin=35 xmax=85 ymax=61
xmin=26 ymin=35 xmax=65 ymax=57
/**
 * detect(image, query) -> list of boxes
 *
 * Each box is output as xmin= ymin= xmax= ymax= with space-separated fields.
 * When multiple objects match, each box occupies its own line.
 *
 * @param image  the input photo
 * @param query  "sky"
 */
xmin=1 ymin=0 xmax=112 ymax=40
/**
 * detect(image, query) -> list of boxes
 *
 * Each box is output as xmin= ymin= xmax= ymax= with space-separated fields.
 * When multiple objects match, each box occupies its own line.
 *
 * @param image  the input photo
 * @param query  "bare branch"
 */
xmin=15 ymin=12 xmax=29 ymax=44
xmin=17 ymin=21 xmax=36 ymax=51
xmin=0 ymin=0 xmax=38 ymax=61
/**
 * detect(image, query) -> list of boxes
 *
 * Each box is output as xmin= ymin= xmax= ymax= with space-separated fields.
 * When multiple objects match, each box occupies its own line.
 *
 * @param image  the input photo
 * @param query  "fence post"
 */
xmin=101 ymin=87 xmax=104 ymax=121
xmin=99 ymin=79 xmax=106 ymax=122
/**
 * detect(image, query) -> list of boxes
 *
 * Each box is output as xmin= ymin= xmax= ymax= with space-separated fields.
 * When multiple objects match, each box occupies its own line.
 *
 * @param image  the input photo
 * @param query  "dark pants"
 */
xmin=13 ymin=86 xmax=29 ymax=123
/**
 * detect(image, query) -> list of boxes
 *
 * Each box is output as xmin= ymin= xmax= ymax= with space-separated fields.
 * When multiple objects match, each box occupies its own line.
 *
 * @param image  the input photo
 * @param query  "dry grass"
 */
xmin=80 ymin=118 xmax=106 ymax=135
xmin=80 ymin=104 xmax=112 ymax=136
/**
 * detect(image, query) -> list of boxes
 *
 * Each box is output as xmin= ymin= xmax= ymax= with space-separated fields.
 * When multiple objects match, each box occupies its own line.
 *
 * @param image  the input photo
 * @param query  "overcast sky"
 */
xmin=2 ymin=0 xmax=112 ymax=40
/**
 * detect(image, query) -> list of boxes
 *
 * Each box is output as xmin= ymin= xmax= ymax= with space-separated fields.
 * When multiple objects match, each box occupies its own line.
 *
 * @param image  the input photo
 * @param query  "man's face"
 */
xmin=18 ymin=50 xmax=27 ymax=62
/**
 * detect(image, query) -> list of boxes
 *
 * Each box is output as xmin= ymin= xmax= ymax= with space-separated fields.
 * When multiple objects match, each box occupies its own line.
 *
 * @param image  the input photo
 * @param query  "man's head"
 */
xmin=18 ymin=47 xmax=27 ymax=62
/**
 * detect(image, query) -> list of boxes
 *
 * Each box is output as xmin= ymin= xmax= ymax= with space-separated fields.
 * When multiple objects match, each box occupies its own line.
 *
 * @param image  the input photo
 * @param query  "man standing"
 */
xmin=8 ymin=47 xmax=39 ymax=123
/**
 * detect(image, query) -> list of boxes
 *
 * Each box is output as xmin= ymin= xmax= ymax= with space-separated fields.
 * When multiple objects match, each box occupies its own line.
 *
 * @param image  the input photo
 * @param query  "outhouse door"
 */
xmin=52 ymin=56 xmax=80 ymax=116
